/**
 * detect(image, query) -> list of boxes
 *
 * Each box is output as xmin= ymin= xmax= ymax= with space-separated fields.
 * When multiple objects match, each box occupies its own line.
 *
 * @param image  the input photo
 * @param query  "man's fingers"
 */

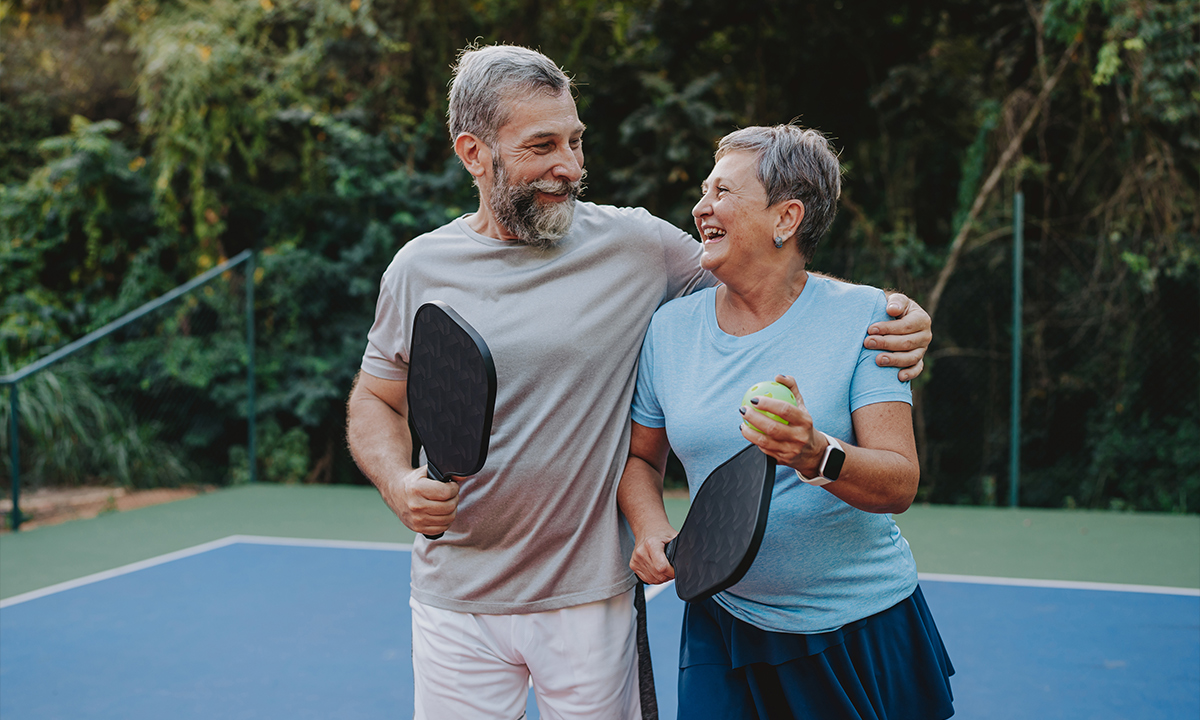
xmin=897 ymin=358 xmax=925 ymax=383
xmin=407 ymin=471 xmax=460 ymax=533
xmin=871 ymin=295 xmax=931 ymax=336
xmin=865 ymin=330 xmax=931 ymax=353
xmin=884 ymin=291 xmax=912 ymax=317
xmin=413 ymin=470 xmax=460 ymax=501
xmin=874 ymin=346 xmax=927 ymax=368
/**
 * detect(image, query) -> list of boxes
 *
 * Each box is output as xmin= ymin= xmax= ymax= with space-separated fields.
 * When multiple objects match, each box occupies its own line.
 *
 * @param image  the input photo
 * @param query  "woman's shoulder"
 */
xmin=651 ymin=286 xmax=715 ymax=327
xmin=808 ymin=274 xmax=888 ymax=309
xmin=809 ymin=273 xmax=885 ymax=296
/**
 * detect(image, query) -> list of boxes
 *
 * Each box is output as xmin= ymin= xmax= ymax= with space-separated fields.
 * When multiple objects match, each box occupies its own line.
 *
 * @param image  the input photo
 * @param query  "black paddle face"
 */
xmin=408 ymin=302 xmax=497 ymax=538
xmin=665 ymin=444 xmax=776 ymax=603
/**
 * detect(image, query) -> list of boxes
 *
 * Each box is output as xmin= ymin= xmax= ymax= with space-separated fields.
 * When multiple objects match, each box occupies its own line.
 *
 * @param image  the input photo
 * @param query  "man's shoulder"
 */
xmin=402 ymin=217 xmax=472 ymax=251
xmin=572 ymin=201 xmax=673 ymax=234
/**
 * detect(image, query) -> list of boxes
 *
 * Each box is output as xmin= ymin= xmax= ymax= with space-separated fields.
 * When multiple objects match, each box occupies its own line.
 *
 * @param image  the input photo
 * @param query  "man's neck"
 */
xmin=467 ymin=201 xmax=518 ymax=242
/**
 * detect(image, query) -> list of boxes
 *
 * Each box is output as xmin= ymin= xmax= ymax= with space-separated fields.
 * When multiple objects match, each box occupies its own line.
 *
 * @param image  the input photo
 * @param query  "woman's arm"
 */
xmin=739 ymin=375 xmax=919 ymax=514
xmin=617 ymin=422 xmax=678 ymax=584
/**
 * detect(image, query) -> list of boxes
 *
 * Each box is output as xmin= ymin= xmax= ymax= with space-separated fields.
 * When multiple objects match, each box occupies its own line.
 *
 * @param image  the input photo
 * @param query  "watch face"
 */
xmin=823 ymin=447 xmax=846 ymax=481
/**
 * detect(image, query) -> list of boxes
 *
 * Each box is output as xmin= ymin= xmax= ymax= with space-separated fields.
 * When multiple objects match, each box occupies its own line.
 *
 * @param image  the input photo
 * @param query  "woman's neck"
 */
xmin=715 ymin=268 xmax=809 ymax=337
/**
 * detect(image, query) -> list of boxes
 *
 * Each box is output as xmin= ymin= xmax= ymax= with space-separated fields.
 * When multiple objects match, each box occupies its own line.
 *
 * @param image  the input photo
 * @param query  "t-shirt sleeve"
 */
xmin=629 ymin=319 xmax=666 ymax=428
xmin=849 ymin=290 xmax=913 ymax=411
xmin=359 ymin=268 xmax=411 ymax=381
xmin=657 ymin=219 xmax=715 ymax=303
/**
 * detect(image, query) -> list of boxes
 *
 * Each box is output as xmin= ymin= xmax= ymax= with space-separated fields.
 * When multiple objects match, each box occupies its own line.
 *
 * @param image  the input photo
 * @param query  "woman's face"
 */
xmin=693 ymin=151 xmax=777 ymax=279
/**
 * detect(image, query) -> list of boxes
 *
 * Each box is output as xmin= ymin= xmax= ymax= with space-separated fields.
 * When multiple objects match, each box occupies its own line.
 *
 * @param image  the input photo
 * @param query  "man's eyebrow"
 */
xmin=521 ymin=125 xmax=586 ymax=143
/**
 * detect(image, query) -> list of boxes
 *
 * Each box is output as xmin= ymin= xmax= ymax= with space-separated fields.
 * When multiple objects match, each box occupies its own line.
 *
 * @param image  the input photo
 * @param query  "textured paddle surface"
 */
xmin=670 ymin=445 xmax=775 ymax=603
xmin=407 ymin=302 xmax=496 ymax=478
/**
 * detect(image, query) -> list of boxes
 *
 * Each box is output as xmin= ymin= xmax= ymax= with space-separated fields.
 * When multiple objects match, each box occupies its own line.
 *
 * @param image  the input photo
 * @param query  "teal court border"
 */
xmin=3 ymin=484 xmax=1197 ymax=601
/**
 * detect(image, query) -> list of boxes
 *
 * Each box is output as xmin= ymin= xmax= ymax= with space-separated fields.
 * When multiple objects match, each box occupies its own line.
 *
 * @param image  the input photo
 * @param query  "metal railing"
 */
xmin=2 ymin=250 xmax=257 ymax=530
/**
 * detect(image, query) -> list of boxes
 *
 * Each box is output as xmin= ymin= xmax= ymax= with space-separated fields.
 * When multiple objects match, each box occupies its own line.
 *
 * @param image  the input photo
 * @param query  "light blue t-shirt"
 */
xmin=631 ymin=275 xmax=918 ymax=634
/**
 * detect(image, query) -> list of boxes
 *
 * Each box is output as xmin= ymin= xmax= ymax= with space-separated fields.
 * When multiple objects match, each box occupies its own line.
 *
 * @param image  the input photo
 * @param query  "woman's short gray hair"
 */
xmin=715 ymin=125 xmax=842 ymax=260
xmin=448 ymin=45 xmax=572 ymax=146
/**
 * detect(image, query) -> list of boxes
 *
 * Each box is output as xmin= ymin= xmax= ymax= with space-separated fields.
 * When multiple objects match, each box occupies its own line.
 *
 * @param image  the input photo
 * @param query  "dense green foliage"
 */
xmin=2 ymin=0 xmax=1196 ymax=511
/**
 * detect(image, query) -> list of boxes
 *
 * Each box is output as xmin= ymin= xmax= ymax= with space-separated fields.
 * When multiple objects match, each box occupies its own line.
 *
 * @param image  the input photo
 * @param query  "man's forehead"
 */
xmin=498 ymin=91 xmax=584 ymax=139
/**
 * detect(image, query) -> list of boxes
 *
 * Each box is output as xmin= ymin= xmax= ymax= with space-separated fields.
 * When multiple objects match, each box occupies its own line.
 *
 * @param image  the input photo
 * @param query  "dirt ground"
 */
xmin=1 ymin=486 xmax=210 ymax=532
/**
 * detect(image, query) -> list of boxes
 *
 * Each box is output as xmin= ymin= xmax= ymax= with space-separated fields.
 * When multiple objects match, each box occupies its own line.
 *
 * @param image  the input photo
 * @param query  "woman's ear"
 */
xmin=454 ymin=133 xmax=491 ymax=180
xmin=775 ymin=199 xmax=805 ymax=241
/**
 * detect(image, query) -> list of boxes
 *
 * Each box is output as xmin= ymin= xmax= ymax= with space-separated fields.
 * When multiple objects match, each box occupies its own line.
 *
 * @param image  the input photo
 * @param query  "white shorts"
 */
xmin=410 ymin=589 xmax=643 ymax=720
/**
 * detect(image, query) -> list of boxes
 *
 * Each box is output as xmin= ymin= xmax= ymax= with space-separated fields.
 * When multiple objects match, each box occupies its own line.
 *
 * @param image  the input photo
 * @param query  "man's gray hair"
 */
xmin=448 ymin=45 xmax=572 ymax=145
xmin=715 ymin=125 xmax=842 ymax=260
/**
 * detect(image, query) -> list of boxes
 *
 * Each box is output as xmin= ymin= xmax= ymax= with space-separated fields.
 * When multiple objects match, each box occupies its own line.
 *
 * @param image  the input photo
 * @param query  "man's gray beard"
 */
xmin=488 ymin=158 xmax=585 ymax=250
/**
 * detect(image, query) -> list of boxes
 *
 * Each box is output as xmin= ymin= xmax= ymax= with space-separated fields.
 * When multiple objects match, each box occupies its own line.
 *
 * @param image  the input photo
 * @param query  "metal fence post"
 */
xmin=1009 ymin=191 xmax=1024 ymax=508
xmin=247 ymin=251 xmax=257 ymax=483
xmin=8 ymin=383 xmax=21 ymax=531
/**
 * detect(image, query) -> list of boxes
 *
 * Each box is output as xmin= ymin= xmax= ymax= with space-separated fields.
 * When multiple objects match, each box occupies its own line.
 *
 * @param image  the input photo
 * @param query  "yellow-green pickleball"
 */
xmin=741 ymin=381 xmax=797 ymax=433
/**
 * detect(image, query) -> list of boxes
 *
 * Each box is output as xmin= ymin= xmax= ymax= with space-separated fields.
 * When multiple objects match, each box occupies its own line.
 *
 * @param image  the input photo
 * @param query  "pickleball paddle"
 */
xmin=665 ymin=444 xmax=776 ymax=603
xmin=407 ymin=301 xmax=497 ymax=540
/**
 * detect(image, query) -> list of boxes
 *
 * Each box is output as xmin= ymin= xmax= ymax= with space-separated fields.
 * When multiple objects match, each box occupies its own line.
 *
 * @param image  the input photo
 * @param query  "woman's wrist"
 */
xmin=796 ymin=432 xmax=845 ymax=486
xmin=792 ymin=431 xmax=828 ymax=479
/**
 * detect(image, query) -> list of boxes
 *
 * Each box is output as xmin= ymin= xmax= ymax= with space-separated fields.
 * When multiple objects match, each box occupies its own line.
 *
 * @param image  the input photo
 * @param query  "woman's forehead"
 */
xmin=705 ymin=151 xmax=761 ymax=188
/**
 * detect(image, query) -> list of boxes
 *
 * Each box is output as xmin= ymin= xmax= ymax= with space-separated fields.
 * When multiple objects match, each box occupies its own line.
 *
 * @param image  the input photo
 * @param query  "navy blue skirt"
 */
xmin=677 ymin=586 xmax=955 ymax=719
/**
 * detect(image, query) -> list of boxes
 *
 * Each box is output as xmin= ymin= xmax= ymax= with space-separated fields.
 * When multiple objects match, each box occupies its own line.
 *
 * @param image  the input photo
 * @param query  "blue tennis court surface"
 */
xmin=2 ymin=537 xmax=1196 ymax=719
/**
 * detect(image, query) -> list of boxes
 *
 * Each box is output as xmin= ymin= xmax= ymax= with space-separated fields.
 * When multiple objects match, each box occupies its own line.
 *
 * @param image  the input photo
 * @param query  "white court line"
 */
xmin=918 ymin=572 xmax=1200 ymax=597
xmin=0 ymin=535 xmax=412 ymax=609
xmin=644 ymin=580 xmax=674 ymax=602
xmin=4 ymin=536 xmax=1197 ymax=608
xmin=224 ymin=535 xmax=413 ymax=552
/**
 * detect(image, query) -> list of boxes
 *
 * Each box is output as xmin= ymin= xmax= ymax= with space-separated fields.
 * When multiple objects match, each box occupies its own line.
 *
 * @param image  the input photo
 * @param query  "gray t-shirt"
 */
xmin=361 ymin=201 xmax=713 ymax=614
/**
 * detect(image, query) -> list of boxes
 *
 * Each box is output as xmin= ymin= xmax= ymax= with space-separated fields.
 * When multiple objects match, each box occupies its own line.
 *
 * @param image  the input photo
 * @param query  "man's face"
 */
xmin=484 ymin=90 xmax=586 ymax=248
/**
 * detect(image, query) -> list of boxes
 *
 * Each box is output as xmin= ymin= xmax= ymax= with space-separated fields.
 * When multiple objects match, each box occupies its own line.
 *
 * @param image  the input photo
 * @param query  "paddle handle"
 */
xmin=423 ymin=464 xmax=449 ymax=541
xmin=664 ymin=537 xmax=678 ymax=568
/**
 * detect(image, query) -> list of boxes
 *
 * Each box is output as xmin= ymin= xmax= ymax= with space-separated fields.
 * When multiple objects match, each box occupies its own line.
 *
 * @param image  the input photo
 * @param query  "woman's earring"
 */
xmin=773 ymin=236 xmax=785 ymax=249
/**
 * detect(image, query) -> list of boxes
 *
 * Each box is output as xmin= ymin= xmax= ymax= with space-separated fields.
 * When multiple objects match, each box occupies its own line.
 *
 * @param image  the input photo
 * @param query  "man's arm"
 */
xmin=346 ymin=371 xmax=460 ymax=536
xmin=867 ymin=292 xmax=932 ymax=382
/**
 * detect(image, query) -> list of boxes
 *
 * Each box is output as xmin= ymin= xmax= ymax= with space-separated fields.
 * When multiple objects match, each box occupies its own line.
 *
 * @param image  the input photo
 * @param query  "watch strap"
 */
xmin=797 ymin=433 xmax=846 ymax=486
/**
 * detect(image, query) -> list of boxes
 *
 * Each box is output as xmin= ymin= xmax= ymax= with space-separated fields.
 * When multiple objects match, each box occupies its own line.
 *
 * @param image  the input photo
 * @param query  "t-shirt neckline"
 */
xmin=704 ymin=275 xmax=819 ymax=347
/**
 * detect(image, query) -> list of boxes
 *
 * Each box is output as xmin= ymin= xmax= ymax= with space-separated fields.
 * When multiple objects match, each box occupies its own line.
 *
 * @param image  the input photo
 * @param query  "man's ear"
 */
xmin=775 ymin=199 xmax=805 ymax=241
xmin=454 ymin=133 xmax=491 ymax=180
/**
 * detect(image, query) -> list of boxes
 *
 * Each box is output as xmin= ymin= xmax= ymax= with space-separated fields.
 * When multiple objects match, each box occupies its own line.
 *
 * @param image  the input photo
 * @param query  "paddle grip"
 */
xmin=423 ymin=463 xmax=450 ymax=541
xmin=664 ymin=537 xmax=678 ymax=568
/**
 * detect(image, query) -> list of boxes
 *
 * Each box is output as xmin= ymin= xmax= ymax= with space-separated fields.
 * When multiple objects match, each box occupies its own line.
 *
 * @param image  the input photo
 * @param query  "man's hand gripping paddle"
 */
xmin=664 ymin=444 xmax=776 ymax=603
xmin=407 ymin=301 xmax=497 ymax=540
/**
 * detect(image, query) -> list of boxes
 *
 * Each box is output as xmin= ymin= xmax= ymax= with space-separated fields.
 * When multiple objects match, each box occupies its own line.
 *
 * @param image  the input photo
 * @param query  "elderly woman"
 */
xmin=618 ymin=125 xmax=955 ymax=719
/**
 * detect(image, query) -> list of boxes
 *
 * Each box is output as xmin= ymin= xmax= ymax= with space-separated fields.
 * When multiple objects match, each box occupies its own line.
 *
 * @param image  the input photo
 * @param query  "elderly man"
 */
xmin=346 ymin=45 xmax=931 ymax=720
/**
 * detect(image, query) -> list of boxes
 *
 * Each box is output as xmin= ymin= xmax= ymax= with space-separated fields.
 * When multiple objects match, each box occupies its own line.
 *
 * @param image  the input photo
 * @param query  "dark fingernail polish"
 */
xmin=739 ymin=406 xmax=746 ymax=415
xmin=750 ymin=398 xmax=759 ymax=405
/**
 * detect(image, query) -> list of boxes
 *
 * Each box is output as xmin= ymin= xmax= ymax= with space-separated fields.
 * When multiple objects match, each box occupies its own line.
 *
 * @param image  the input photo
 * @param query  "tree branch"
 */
xmin=925 ymin=36 xmax=1081 ymax=320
